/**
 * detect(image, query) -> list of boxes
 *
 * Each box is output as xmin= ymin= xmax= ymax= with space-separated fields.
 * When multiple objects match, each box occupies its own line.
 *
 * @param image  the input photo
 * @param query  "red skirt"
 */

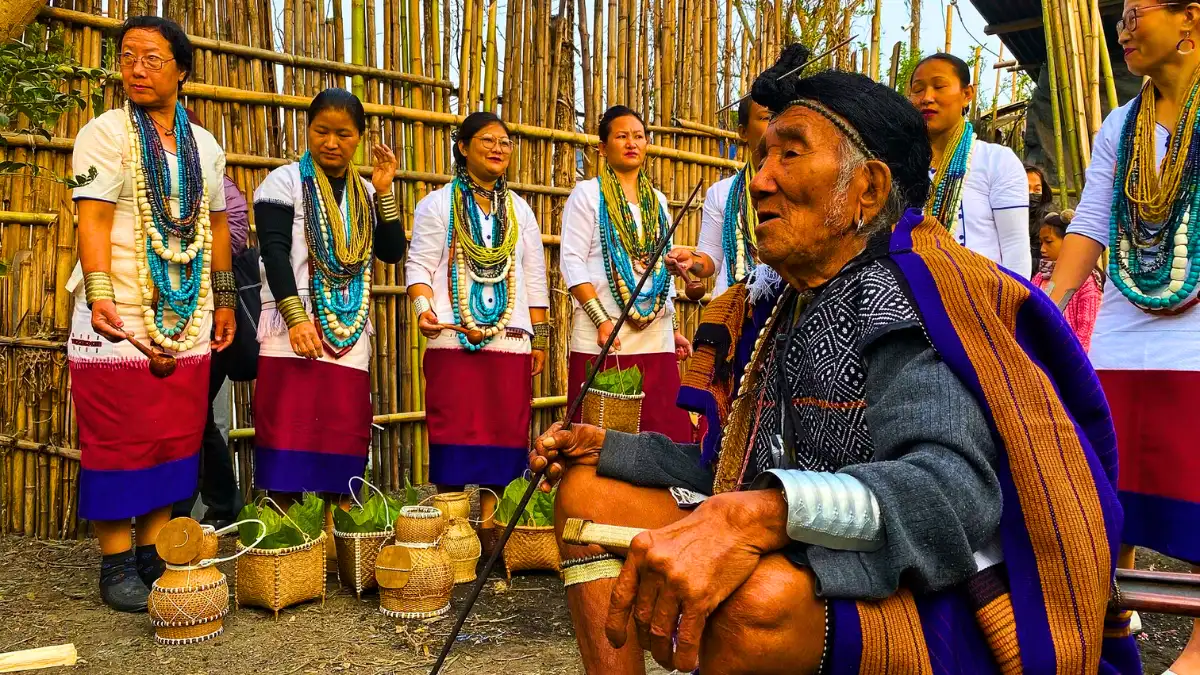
xmin=425 ymin=348 xmax=533 ymax=486
xmin=1101 ymin=369 xmax=1200 ymax=564
xmin=567 ymin=351 xmax=693 ymax=443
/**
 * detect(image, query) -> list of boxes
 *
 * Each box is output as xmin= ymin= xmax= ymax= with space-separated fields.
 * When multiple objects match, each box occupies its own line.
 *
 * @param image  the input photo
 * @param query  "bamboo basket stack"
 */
xmin=1 ymin=0 xmax=872 ymax=539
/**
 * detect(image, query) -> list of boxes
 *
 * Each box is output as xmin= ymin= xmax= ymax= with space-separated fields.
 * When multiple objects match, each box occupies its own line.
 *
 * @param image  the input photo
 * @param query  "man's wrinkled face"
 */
xmin=750 ymin=107 xmax=856 ymax=271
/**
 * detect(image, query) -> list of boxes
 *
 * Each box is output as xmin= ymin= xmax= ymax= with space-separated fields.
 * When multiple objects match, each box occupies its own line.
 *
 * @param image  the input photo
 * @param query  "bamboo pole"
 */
xmin=459 ymin=0 xmax=477 ymax=112
xmin=1042 ymin=0 xmax=1072 ymax=209
xmin=1095 ymin=0 xmax=1119 ymax=111
xmin=944 ymin=1 xmax=953 ymax=53
xmin=869 ymin=0 xmax=881 ymax=80
xmin=482 ymin=0 xmax=498 ymax=111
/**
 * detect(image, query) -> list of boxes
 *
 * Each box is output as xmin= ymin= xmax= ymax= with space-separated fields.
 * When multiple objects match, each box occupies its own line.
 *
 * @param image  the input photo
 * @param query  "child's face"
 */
xmin=1040 ymin=226 xmax=1064 ymax=261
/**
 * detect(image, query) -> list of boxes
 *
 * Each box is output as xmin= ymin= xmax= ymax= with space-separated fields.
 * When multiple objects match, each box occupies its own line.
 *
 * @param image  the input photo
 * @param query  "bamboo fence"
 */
xmin=0 ymin=0 xmax=869 ymax=538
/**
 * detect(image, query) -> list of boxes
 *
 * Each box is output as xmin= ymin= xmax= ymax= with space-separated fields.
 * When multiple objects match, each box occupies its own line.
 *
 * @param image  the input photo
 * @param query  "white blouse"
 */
xmin=560 ymin=178 xmax=676 ymax=356
xmin=1068 ymin=100 xmax=1200 ymax=372
xmin=936 ymin=139 xmax=1031 ymax=277
xmin=405 ymin=183 xmax=550 ymax=353
xmin=696 ymin=174 xmax=738 ymax=297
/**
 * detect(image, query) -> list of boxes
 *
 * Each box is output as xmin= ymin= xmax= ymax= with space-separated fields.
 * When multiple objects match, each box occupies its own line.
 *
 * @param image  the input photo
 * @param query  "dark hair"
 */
xmin=598 ymin=105 xmax=647 ymax=142
xmin=1025 ymin=164 xmax=1052 ymax=206
xmin=912 ymin=53 xmax=972 ymax=88
xmin=307 ymin=88 xmax=366 ymax=133
xmin=752 ymin=45 xmax=932 ymax=210
xmin=117 ymin=16 xmax=194 ymax=81
xmin=737 ymin=97 xmax=752 ymax=128
xmin=453 ymin=111 xmax=510 ymax=167
xmin=1042 ymin=209 xmax=1074 ymax=238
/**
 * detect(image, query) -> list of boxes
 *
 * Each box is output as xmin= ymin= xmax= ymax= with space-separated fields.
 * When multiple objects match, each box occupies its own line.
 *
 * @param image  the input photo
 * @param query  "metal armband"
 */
xmin=412 ymin=295 xmax=434 ymax=319
xmin=583 ymin=297 xmax=610 ymax=328
xmin=751 ymin=469 xmax=884 ymax=552
xmin=531 ymin=322 xmax=550 ymax=351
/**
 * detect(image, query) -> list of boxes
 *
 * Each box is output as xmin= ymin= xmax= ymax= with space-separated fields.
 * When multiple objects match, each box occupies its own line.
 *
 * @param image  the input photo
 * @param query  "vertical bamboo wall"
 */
xmin=0 ymin=0 xmax=863 ymax=538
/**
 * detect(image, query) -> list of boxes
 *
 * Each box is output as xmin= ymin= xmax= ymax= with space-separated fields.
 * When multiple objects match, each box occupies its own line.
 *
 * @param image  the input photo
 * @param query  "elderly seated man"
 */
xmin=530 ymin=45 xmax=1139 ymax=675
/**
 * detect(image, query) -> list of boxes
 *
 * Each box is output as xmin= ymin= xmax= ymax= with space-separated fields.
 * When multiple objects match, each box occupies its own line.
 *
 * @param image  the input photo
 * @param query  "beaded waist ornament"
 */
xmin=1111 ymin=74 xmax=1200 ymax=314
xmin=925 ymin=120 xmax=976 ymax=235
xmin=299 ymin=151 xmax=374 ymax=356
xmin=597 ymin=164 xmax=670 ymax=329
xmin=722 ymin=162 xmax=759 ymax=284
xmin=126 ymin=101 xmax=212 ymax=353
xmin=447 ymin=171 xmax=519 ymax=351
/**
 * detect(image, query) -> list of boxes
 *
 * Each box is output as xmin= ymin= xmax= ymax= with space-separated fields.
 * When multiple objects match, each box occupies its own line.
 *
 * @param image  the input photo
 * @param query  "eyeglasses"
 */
xmin=474 ymin=135 xmax=516 ymax=153
xmin=1116 ymin=4 xmax=1173 ymax=33
xmin=118 ymin=53 xmax=176 ymax=72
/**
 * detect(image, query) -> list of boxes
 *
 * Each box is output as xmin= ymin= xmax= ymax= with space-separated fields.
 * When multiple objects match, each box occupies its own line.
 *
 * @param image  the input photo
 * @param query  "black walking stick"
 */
xmin=428 ymin=180 xmax=705 ymax=674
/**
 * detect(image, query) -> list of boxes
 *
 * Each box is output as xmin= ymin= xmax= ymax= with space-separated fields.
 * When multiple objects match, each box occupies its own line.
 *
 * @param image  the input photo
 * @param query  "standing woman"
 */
xmin=68 ymin=16 xmax=235 ymax=611
xmin=1026 ymin=163 xmax=1054 ymax=270
xmin=406 ymin=112 xmax=549 ymax=530
xmin=560 ymin=105 xmax=693 ymax=442
xmin=1049 ymin=2 xmax=1200 ymax=671
xmin=252 ymin=89 xmax=406 ymax=499
xmin=665 ymin=93 xmax=773 ymax=297
xmin=909 ymin=53 xmax=1032 ymax=276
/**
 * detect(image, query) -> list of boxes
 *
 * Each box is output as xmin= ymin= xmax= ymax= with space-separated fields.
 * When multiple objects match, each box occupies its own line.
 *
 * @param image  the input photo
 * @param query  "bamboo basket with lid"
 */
xmin=148 ymin=517 xmax=265 ymax=645
xmin=440 ymin=517 xmax=481 ymax=584
xmin=377 ymin=542 xmax=453 ymax=619
xmin=581 ymin=386 xmax=645 ymax=433
xmin=394 ymin=505 xmax=447 ymax=544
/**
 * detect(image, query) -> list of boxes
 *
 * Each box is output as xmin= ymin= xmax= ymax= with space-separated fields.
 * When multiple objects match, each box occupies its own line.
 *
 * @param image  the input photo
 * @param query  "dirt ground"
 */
xmin=0 ymin=536 xmax=1191 ymax=674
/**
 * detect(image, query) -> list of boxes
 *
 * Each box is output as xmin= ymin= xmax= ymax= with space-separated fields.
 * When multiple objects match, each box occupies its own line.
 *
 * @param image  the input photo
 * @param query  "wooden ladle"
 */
xmin=124 ymin=334 xmax=177 ymax=378
xmin=437 ymin=323 xmax=485 ymax=346
xmin=683 ymin=270 xmax=707 ymax=302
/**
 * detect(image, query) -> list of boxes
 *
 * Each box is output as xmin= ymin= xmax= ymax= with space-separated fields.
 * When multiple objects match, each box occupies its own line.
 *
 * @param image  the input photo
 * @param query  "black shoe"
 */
xmin=135 ymin=544 xmax=165 ymax=588
xmin=99 ymin=552 xmax=149 ymax=613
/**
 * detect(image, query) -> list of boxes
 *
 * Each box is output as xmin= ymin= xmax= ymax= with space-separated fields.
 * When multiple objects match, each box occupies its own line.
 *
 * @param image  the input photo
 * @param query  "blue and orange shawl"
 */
xmin=680 ymin=210 xmax=1138 ymax=674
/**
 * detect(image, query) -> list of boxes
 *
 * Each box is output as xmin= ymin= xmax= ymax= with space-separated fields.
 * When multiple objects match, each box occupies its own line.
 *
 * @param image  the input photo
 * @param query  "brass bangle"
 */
xmin=213 ymin=270 xmax=237 ymax=294
xmin=376 ymin=190 xmax=401 ymax=223
xmin=583 ymin=297 xmax=609 ymax=328
xmin=215 ymin=291 xmax=238 ymax=310
xmin=531 ymin=322 xmax=550 ymax=351
xmin=672 ymin=312 xmax=679 ymax=331
xmin=84 ymin=272 xmax=116 ymax=308
xmin=277 ymin=295 xmax=311 ymax=329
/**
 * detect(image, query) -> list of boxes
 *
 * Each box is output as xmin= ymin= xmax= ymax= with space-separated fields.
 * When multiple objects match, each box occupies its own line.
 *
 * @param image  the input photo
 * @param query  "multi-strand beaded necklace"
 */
xmin=596 ymin=163 xmax=670 ymax=328
xmin=1111 ymin=73 xmax=1200 ymax=313
xmin=126 ymin=101 xmax=211 ymax=353
xmin=925 ymin=120 xmax=976 ymax=234
xmin=447 ymin=170 xmax=518 ymax=351
xmin=299 ymin=151 xmax=374 ymax=352
xmin=721 ymin=162 xmax=759 ymax=284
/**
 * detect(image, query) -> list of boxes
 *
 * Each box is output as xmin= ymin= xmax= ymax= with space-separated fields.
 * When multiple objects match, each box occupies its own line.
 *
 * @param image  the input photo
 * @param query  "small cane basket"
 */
xmin=377 ymin=542 xmax=453 ymax=619
xmin=333 ymin=528 xmax=393 ymax=598
xmin=147 ymin=517 xmax=265 ymax=646
xmin=394 ymin=506 xmax=447 ymax=544
xmin=235 ymin=531 xmax=327 ymax=617
xmin=440 ymin=517 xmax=481 ymax=584
xmin=494 ymin=519 xmax=562 ymax=579
xmin=581 ymin=387 xmax=645 ymax=433
xmin=432 ymin=492 xmax=472 ymax=520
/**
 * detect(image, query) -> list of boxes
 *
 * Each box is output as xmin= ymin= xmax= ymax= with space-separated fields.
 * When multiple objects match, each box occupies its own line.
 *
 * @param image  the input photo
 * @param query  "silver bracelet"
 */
xmin=751 ymin=469 xmax=884 ymax=552
xmin=413 ymin=295 xmax=433 ymax=318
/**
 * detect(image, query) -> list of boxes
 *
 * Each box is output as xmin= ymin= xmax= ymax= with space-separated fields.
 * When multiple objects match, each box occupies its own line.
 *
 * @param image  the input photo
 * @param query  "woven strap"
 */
xmin=562 ymin=555 xmax=624 ymax=587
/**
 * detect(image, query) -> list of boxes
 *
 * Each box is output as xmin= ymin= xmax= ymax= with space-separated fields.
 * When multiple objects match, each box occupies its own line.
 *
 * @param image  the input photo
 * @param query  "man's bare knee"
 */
xmin=701 ymin=555 xmax=825 ymax=675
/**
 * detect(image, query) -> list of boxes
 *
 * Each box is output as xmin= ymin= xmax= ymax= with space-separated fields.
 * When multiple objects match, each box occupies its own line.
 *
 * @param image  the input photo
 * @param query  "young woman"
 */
xmin=251 ymin=89 xmax=406 ymax=500
xmin=69 ymin=16 xmax=234 ymax=612
xmin=909 ymin=53 xmax=1032 ymax=276
xmin=560 ymin=105 xmax=693 ymax=442
xmin=405 ymin=112 xmax=549 ymax=532
xmin=1049 ymin=2 xmax=1200 ymax=671
xmin=1026 ymin=163 xmax=1054 ymax=270
xmin=666 ymin=95 xmax=773 ymax=297
xmin=1034 ymin=210 xmax=1101 ymax=350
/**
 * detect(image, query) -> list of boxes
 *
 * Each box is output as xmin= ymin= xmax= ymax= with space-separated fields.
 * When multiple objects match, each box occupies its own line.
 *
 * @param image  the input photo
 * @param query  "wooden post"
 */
xmin=889 ymin=40 xmax=903 ymax=89
xmin=910 ymin=0 xmax=921 ymax=55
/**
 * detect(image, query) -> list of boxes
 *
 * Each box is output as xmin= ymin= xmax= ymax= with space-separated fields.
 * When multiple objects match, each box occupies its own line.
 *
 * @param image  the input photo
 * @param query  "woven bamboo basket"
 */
xmin=432 ymin=492 xmax=471 ymax=520
xmin=148 ymin=565 xmax=230 ymax=645
xmin=494 ymin=519 xmax=561 ymax=579
xmin=198 ymin=525 xmax=220 ymax=562
xmin=235 ymin=531 xmax=327 ymax=617
xmin=581 ymin=388 xmax=645 ymax=433
xmin=378 ymin=542 xmax=453 ymax=619
xmin=440 ymin=517 xmax=481 ymax=584
xmin=333 ymin=528 xmax=392 ymax=597
xmin=0 ymin=0 xmax=46 ymax=41
xmin=394 ymin=506 xmax=446 ymax=544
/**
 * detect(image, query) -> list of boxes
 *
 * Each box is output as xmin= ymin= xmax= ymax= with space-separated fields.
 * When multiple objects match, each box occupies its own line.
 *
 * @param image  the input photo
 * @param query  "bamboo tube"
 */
xmin=1042 ymin=0 xmax=1072 ymax=209
xmin=459 ymin=0 xmax=476 ymax=112
xmin=944 ymin=1 xmax=953 ymax=53
xmin=482 ymin=0 xmax=498 ymax=111
xmin=869 ymin=0 xmax=881 ymax=80
xmin=971 ymin=46 xmax=982 ymax=122
xmin=562 ymin=518 xmax=644 ymax=550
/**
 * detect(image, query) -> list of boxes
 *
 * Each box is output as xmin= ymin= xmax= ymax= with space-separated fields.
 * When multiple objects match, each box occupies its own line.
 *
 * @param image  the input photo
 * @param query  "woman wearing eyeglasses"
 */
xmin=67 ymin=16 xmax=234 ymax=612
xmin=406 ymin=112 xmax=549 ymax=534
xmin=1049 ymin=3 xmax=1200 ymax=670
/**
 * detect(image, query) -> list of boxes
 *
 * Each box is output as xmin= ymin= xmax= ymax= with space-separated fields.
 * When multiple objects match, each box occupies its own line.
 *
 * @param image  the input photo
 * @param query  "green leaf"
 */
xmin=404 ymin=477 xmax=420 ymax=507
xmin=237 ymin=503 xmax=264 ymax=547
xmin=286 ymin=492 xmax=326 ymax=540
xmin=332 ymin=505 xmax=361 ymax=533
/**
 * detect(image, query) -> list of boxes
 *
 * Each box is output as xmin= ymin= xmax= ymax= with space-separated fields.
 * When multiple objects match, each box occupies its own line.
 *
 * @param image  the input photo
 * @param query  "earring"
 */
xmin=1179 ymin=30 xmax=1195 ymax=55
xmin=855 ymin=214 xmax=865 ymax=234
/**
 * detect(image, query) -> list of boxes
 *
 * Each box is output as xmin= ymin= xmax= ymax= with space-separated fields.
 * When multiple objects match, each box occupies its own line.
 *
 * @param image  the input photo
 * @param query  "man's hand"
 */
xmin=673 ymin=331 xmax=692 ymax=361
xmin=605 ymin=490 xmax=790 ymax=672
xmin=531 ymin=349 xmax=546 ymax=377
xmin=211 ymin=308 xmax=236 ymax=352
xmin=90 ymin=300 xmax=127 ymax=342
xmin=289 ymin=321 xmax=323 ymax=359
xmin=664 ymin=247 xmax=696 ymax=278
xmin=596 ymin=320 xmax=622 ymax=351
xmin=528 ymin=422 xmax=606 ymax=491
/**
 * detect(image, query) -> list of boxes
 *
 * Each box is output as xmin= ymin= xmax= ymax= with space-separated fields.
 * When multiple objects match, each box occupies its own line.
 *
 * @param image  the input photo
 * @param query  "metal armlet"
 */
xmin=751 ymin=469 xmax=885 ymax=552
